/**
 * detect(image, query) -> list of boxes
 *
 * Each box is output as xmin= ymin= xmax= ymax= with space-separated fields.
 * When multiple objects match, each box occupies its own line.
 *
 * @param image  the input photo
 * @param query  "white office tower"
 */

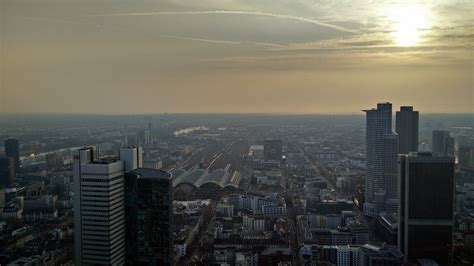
xmin=119 ymin=146 xmax=143 ymax=172
xmin=363 ymin=103 xmax=399 ymax=217
xmin=74 ymin=146 xmax=141 ymax=265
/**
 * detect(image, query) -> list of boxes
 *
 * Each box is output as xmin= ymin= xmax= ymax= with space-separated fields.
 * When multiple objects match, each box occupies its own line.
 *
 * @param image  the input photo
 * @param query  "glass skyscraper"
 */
xmin=398 ymin=152 xmax=454 ymax=264
xmin=5 ymin=138 xmax=20 ymax=172
xmin=396 ymin=106 xmax=419 ymax=154
xmin=0 ymin=156 xmax=15 ymax=187
xmin=125 ymin=168 xmax=173 ymax=265
xmin=363 ymin=102 xmax=399 ymax=217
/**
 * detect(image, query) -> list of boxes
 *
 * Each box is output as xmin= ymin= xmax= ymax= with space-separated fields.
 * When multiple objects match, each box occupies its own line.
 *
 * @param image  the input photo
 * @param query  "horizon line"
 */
xmin=1 ymin=111 xmax=473 ymax=116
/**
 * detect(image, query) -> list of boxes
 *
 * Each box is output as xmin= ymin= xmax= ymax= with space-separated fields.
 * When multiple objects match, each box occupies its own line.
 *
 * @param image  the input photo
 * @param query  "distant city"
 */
xmin=0 ymin=107 xmax=473 ymax=265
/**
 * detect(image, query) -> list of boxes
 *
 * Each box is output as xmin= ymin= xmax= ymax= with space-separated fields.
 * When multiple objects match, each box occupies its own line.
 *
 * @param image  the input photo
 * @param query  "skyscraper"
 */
xmin=363 ymin=102 xmax=399 ymax=217
xmin=398 ymin=153 xmax=454 ymax=264
xmin=74 ymin=146 xmax=142 ymax=265
xmin=120 ymin=146 xmax=143 ymax=172
xmin=458 ymin=138 xmax=474 ymax=170
xmin=459 ymin=146 xmax=474 ymax=170
xmin=5 ymin=138 xmax=20 ymax=172
xmin=381 ymin=133 xmax=399 ymax=213
xmin=395 ymin=106 xmax=419 ymax=154
xmin=264 ymin=139 xmax=283 ymax=161
xmin=0 ymin=156 xmax=15 ymax=187
xmin=432 ymin=130 xmax=454 ymax=156
xmin=125 ymin=168 xmax=173 ymax=265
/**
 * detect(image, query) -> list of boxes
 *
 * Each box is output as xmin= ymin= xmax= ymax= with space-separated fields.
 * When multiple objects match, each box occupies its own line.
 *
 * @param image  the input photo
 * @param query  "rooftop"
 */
xmin=129 ymin=168 xmax=172 ymax=179
xmin=88 ymin=156 xmax=119 ymax=164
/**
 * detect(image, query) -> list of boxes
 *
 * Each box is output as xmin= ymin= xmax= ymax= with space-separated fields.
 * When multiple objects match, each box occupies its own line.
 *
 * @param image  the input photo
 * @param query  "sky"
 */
xmin=0 ymin=0 xmax=473 ymax=114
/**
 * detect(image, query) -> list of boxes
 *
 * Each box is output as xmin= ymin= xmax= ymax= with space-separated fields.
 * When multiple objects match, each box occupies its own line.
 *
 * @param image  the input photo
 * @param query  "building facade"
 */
xmin=5 ymin=138 xmax=20 ymax=172
xmin=395 ymin=106 xmax=419 ymax=154
xmin=398 ymin=153 xmax=454 ymax=264
xmin=73 ymin=146 xmax=142 ymax=265
xmin=125 ymin=168 xmax=173 ymax=265
xmin=0 ymin=156 xmax=15 ymax=187
xmin=363 ymin=102 xmax=399 ymax=217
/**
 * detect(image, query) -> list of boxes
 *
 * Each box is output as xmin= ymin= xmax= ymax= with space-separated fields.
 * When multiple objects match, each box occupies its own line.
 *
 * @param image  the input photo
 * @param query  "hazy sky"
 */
xmin=1 ymin=0 xmax=473 ymax=114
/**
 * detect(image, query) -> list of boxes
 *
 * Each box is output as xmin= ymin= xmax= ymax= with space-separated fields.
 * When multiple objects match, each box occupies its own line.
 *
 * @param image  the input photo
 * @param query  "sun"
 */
xmin=387 ymin=5 xmax=429 ymax=46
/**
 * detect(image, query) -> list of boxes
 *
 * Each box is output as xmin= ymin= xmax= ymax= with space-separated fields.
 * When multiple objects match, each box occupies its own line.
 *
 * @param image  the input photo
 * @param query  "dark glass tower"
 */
xmin=398 ymin=153 xmax=454 ymax=264
xmin=396 ymin=106 xmax=419 ymax=154
xmin=5 ymin=138 xmax=20 ymax=172
xmin=125 ymin=168 xmax=173 ymax=265
xmin=0 ymin=156 xmax=15 ymax=187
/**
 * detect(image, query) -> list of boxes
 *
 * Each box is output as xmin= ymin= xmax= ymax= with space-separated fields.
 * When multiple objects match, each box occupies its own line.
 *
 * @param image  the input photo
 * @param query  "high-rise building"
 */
xmin=459 ymin=146 xmax=474 ymax=170
xmin=125 ymin=168 xmax=173 ymax=265
xmin=458 ymin=138 xmax=474 ymax=170
xmin=363 ymin=103 xmax=399 ymax=217
xmin=0 ymin=156 xmax=15 ymax=187
xmin=382 ymin=133 xmax=399 ymax=212
xmin=74 ymin=146 xmax=142 ymax=265
xmin=395 ymin=106 xmax=419 ymax=154
xmin=264 ymin=139 xmax=283 ymax=161
xmin=398 ymin=153 xmax=454 ymax=264
xmin=119 ymin=146 xmax=143 ymax=172
xmin=432 ymin=130 xmax=454 ymax=156
xmin=5 ymin=138 xmax=20 ymax=172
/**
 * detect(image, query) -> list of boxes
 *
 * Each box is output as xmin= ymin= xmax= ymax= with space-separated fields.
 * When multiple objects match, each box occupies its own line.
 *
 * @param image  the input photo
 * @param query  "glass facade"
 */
xmin=125 ymin=169 xmax=172 ymax=265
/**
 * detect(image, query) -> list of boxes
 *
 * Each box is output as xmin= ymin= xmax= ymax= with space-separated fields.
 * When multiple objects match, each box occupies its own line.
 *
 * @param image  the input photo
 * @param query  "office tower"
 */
xmin=74 ymin=147 xmax=140 ymax=265
xmin=459 ymin=146 xmax=474 ymax=170
xmin=119 ymin=146 xmax=143 ymax=172
xmin=0 ymin=156 xmax=15 ymax=187
xmin=5 ymin=138 xmax=20 ymax=172
xmin=363 ymin=102 xmax=399 ymax=217
xmin=458 ymin=138 xmax=474 ymax=170
xmin=432 ymin=130 xmax=454 ymax=156
xmin=264 ymin=139 xmax=283 ymax=161
xmin=398 ymin=153 xmax=454 ymax=264
xmin=382 ymin=133 xmax=399 ymax=213
xmin=125 ymin=168 xmax=173 ymax=265
xmin=395 ymin=106 xmax=419 ymax=154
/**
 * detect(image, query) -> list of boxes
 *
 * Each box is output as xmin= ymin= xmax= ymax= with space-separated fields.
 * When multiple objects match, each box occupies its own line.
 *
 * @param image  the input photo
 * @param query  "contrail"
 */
xmin=90 ymin=10 xmax=358 ymax=34
xmin=162 ymin=35 xmax=285 ymax=48
xmin=161 ymin=35 xmax=242 ymax=45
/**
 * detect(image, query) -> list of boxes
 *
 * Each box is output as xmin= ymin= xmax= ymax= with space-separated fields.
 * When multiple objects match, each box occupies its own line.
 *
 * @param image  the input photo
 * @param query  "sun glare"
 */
xmin=387 ymin=5 xmax=429 ymax=46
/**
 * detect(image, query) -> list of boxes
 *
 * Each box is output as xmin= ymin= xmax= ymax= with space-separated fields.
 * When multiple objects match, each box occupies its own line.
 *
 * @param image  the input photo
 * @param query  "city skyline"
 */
xmin=1 ymin=0 xmax=473 ymax=114
xmin=0 ymin=105 xmax=472 ymax=264
xmin=0 ymin=0 xmax=472 ymax=263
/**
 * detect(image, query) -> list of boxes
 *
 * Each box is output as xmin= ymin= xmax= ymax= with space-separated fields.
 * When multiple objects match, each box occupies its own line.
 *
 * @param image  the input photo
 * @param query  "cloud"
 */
xmin=90 ymin=10 xmax=359 ymax=34
xmin=198 ymin=48 xmax=472 ymax=72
